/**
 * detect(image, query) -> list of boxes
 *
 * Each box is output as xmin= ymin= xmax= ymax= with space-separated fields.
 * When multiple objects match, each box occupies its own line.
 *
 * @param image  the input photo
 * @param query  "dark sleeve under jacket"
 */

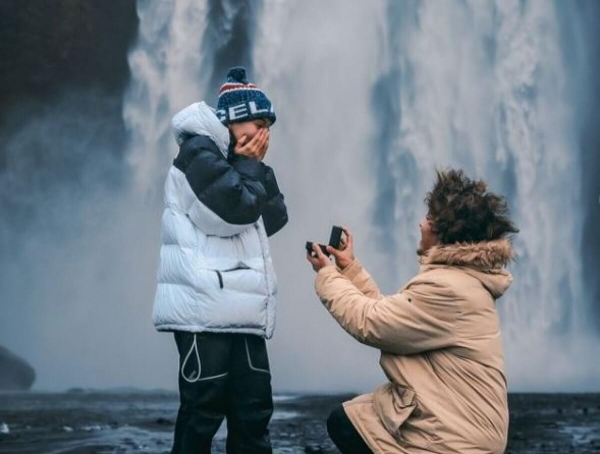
xmin=173 ymin=135 xmax=288 ymax=238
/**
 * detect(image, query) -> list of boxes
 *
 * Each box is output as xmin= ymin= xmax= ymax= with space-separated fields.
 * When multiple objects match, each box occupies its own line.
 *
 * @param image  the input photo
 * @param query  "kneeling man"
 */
xmin=307 ymin=169 xmax=518 ymax=454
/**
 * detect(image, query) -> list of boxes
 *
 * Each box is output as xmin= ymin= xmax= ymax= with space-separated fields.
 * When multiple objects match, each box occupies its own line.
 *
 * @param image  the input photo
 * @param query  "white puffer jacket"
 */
xmin=152 ymin=102 xmax=288 ymax=338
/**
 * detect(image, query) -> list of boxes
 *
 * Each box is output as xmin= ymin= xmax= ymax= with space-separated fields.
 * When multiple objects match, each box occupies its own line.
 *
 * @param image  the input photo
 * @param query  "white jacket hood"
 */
xmin=171 ymin=101 xmax=230 ymax=158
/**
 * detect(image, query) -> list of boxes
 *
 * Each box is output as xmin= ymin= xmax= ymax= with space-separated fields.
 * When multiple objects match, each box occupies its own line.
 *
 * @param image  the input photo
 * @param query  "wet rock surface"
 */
xmin=0 ymin=391 xmax=598 ymax=453
xmin=0 ymin=346 xmax=35 ymax=391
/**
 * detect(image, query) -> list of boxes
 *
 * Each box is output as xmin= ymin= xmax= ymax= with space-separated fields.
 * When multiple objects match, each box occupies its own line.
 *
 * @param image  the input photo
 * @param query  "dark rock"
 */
xmin=0 ymin=0 xmax=138 ymax=108
xmin=0 ymin=345 xmax=35 ymax=390
xmin=65 ymin=387 xmax=86 ymax=394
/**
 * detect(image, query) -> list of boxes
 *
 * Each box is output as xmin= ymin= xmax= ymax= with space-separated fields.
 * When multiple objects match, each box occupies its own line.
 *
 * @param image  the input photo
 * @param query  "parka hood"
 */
xmin=171 ymin=101 xmax=230 ymax=158
xmin=419 ymin=238 xmax=516 ymax=299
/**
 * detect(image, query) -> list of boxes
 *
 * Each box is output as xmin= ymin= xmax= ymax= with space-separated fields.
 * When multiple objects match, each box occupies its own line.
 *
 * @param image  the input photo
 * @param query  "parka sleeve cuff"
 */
xmin=314 ymin=266 xmax=340 ymax=302
xmin=261 ymin=164 xmax=282 ymax=196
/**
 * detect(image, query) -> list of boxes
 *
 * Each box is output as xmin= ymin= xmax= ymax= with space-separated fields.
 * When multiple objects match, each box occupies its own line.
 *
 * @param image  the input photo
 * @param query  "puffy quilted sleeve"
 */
xmin=260 ymin=163 xmax=288 ymax=237
xmin=173 ymin=135 xmax=268 ymax=237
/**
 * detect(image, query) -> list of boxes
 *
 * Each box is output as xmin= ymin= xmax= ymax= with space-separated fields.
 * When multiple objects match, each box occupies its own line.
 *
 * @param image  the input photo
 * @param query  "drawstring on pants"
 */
xmin=181 ymin=334 xmax=202 ymax=383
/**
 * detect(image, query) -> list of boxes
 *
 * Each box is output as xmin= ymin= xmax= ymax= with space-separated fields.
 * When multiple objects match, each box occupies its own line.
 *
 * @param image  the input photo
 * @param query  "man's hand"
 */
xmin=326 ymin=227 xmax=355 ymax=270
xmin=306 ymin=242 xmax=334 ymax=272
xmin=233 ymin=129 xmax=269 ymax=161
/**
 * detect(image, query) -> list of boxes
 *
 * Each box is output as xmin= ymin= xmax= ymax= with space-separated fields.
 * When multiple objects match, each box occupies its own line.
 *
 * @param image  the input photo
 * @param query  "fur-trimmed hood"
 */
xmin=419 ymin=238 xmax=515 ymax=299
xmin=418 ymin=238 xmax=515 ymax=268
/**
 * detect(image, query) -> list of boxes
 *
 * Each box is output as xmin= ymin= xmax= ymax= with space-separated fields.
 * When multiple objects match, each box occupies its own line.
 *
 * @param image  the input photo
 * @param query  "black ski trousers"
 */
xmin=171 ymin=331 xmax=273 ymax=454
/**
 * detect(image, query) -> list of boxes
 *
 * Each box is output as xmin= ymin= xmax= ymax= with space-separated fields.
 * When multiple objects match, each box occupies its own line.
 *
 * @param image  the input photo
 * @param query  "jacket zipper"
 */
xmin=255 ymin=223 xmax=272 ymax=322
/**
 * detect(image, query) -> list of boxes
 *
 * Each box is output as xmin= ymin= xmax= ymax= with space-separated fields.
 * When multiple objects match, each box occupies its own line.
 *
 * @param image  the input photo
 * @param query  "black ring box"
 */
xmin=306 ymin=226 xmax=343 ymax=257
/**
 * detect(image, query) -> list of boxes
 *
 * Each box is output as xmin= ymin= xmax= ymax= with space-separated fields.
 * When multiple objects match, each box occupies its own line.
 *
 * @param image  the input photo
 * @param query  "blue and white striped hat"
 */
xmin=216 ymin=67 xmax=276 ymax=126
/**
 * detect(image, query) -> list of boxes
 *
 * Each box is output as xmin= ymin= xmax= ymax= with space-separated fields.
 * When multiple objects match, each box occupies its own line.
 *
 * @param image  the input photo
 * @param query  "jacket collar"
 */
xmin=418 ymin=238 xmax=515 ymax=270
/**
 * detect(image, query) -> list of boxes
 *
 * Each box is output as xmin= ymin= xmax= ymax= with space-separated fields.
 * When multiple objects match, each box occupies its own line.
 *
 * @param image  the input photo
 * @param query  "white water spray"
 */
xmin=121 ymin=0 xmax=597 ymax=392
xmin=124 ymin=0 xmax=208 ymax=197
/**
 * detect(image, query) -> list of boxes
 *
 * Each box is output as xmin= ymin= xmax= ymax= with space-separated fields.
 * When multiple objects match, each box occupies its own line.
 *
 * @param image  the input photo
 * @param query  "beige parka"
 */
xmin=314 ymin=239 xmax=515 ymax=453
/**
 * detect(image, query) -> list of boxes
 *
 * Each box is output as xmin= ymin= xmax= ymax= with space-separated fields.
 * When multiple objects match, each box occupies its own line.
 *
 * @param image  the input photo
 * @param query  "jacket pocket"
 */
xmin=387 ymin=384 xmax=444 ymax=448
xmin=213 ymin=264 xmax=252 ymax=290
xmin=215 ymin=270 xmax=224 ymax=289
xmin=244 ymin=335 xmax=270 ymax=374
xmin=373 ymin=383 xmax=417 ymax=440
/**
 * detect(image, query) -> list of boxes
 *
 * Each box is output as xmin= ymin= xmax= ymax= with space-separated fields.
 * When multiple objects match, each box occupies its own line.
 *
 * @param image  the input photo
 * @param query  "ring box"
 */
xmin=306 ymin=226 xmax=343 ymax=257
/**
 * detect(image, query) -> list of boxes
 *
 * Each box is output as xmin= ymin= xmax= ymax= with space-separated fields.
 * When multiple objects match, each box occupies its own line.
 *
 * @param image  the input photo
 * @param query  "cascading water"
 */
xmin=124 ymin=0 xmax=208 ymax=197
xmin=359 ymin=0 xmax=592 ymax=389
xmin=122 ymin=0 xmax=598 ymax=392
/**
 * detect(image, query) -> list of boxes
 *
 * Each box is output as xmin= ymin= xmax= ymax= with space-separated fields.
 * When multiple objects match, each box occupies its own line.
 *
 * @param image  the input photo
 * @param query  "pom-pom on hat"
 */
xmin=216 ymin=67 xmax=276 ymax=126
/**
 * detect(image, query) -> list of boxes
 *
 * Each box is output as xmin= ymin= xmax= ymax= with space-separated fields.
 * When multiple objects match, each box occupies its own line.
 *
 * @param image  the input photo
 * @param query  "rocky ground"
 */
xmin=0 ymin=391 xmax=599 ymax=453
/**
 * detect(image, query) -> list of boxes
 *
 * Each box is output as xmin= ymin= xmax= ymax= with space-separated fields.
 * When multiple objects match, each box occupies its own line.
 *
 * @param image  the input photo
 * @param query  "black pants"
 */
xmin=327 ymin=405 xmax=372 ymax=454
xmin=171 ymin=331 xmax=273 ymax=454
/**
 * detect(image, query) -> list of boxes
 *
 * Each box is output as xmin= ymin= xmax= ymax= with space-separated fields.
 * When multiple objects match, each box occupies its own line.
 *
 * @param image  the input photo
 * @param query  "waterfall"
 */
xmin=362 ymin=0 xmax=593 ymax=389
xmin=121 ymin=0 xmax=597 ymax=392
xmin=123 ymin=0 xmax=208 ymax=197
xmin=123 ymin=0 xmax=260 ymax=195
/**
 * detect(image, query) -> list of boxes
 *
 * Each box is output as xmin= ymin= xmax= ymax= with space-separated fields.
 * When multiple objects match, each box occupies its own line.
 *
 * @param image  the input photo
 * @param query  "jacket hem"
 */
xmin=155 ymin=324 xmax=268 ymax=338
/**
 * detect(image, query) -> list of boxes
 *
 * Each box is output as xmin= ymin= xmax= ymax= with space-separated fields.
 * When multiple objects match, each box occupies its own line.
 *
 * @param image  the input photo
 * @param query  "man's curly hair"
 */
xmin=424 ymin=169 xmax=519 ymax=244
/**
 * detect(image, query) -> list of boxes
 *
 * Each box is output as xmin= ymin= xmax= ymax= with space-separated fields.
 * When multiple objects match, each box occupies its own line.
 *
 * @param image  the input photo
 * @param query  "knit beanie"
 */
xmin=216 ymin=67 xmax=276 ymax=127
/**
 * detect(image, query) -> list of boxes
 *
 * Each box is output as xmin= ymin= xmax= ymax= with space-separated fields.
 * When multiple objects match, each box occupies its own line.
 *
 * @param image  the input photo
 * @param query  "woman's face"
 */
xmin=417 ymin=214 xmax=439 ymax=256
xmin=229 ymin=118 xmax=271 ymax=143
